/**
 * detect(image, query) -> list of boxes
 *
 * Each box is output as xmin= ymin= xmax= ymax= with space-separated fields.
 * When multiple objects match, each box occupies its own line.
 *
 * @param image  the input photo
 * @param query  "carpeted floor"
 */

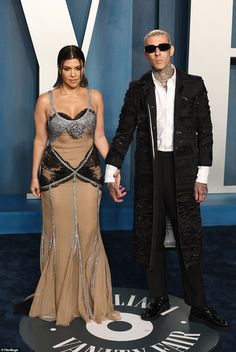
xmin=0 ymin=226 xmax=235 ymax=351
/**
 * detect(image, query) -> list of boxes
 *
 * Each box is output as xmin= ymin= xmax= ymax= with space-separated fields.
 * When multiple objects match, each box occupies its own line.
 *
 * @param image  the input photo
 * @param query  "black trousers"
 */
xmin=147 ymin=151 xmax=206 ymax=306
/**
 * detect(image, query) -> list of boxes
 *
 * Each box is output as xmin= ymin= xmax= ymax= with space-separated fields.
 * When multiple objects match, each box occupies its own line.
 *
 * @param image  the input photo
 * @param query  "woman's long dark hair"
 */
xmin=53 ymin=45 xmax=88 ymax=87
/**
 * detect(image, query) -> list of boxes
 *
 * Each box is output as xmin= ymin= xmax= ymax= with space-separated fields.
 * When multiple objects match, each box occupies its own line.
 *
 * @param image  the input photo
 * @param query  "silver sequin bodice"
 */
xmin=47 ymin=109 xmax=96 ymax=143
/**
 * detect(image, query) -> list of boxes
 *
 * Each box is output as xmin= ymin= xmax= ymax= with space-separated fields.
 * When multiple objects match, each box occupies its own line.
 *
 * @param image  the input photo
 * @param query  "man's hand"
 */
xmin=107 ymin=170 xmax=127 ymax=202
xmin=194 ymin=182 xmax=208 ymax=203
xmin=107 ymin=182 xmax=127 ymax=202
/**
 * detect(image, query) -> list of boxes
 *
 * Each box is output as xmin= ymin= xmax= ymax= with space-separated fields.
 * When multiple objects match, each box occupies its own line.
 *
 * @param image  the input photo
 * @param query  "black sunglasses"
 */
xmin=145 ymin=43 xmax=171 ymax=53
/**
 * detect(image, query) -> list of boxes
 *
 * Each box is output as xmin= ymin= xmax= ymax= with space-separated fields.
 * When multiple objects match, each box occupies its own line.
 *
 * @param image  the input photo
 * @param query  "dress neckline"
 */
xmin=49 ymin=108 xmax=95 ymax=121
xmin=48 ymin=89 xmax=95 ymax=121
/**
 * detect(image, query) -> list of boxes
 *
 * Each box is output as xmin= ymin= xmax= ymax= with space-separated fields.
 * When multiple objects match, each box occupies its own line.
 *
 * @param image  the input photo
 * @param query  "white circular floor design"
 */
xmin=19 ymin=287 xmax=220 ymax=352
xmin=86 ymin=312 xmax=153 ymax=341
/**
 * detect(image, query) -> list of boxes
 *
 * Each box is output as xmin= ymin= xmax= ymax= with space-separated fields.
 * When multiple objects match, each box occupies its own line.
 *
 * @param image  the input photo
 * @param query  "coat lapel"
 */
xmin=139 ymin=69 xmax=190 ymax=157
xmin=174 ymin=69 xmax=184 ymax=118
xmin=140 ymin=72 xmax=158 ymax=159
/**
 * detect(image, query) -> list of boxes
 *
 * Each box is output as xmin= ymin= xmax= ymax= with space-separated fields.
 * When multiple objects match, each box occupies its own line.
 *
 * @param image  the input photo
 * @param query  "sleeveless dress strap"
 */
xmin=48 ymin=90 xmax=56 ymax=116
xmin=87 ymin=88 xmax=93 ymax=110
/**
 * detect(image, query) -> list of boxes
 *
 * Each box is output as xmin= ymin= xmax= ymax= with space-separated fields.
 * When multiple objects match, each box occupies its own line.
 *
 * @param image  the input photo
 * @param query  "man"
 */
xmin=105 ymin=29 xmax=229 ymax=329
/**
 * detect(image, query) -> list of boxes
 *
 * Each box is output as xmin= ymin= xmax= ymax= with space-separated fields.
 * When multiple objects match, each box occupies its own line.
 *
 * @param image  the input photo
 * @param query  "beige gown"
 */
xmin=29 ymin=89 xmax=119 ymax=326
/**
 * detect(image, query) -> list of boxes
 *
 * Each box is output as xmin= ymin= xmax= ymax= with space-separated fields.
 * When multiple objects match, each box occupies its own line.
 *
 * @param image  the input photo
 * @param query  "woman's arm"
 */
xmin=93 ymin=90 xmax=109 ymax=159
xmin=30 ymin=93 xmax=49 ymax=197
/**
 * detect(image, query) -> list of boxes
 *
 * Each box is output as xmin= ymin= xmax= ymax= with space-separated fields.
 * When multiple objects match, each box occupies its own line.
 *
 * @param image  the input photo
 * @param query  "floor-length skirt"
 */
xmin=29 ymin=178 xmax=119 ymax=326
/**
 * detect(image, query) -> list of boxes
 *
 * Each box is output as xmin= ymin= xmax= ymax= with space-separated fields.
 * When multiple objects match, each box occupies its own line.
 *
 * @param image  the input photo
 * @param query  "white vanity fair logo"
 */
xmin=20 ymin=288 xmax=219 ymax=351
xmin=20 ymin=0 xmax=99 ymax=93
xmin=20 ymin=0 xmax=236 ymax=193
xmin=51 ymin=291 xmax=201 ymax=352
xmin=189 ymin=0 xmax=236 ymax=193
xmin=52 ymin=331 xmax=200 ymax=352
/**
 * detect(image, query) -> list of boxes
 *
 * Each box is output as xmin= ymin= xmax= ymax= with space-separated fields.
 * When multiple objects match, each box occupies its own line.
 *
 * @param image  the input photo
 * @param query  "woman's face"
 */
xmin=59 ymin=58 xmax=84 ymax=88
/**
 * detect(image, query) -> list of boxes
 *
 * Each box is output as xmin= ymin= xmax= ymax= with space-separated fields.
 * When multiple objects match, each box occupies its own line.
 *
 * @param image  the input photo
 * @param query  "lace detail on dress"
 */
xmin=40 ymin=144 xmax=103 ymax=191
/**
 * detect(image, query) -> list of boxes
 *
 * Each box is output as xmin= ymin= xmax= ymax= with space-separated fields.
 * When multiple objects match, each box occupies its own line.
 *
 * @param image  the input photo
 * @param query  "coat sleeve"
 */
xmin=195 ymin=78 xmax=213 ymax=166
xmin=106 ymin=83 xmax=138 ymax=168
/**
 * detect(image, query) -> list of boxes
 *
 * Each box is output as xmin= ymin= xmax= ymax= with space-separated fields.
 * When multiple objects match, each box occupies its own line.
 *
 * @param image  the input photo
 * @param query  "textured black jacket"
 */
xmin=106 ymin=69 xmax=213 ymax=269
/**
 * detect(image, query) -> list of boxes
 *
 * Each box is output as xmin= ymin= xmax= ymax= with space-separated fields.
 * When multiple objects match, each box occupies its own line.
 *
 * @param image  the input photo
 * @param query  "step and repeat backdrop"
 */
xmin=0 ymin=0 xmax=235 ymax=197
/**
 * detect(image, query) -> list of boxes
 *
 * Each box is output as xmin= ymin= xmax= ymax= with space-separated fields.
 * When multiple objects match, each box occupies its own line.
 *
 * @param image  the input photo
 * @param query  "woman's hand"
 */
xmin=31 ymin=177 xmax=41 ymax=198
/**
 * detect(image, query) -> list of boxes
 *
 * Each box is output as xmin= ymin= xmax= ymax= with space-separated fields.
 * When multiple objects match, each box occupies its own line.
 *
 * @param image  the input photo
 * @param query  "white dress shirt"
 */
xmin=153 ymin=69 xmax=175 ymax=151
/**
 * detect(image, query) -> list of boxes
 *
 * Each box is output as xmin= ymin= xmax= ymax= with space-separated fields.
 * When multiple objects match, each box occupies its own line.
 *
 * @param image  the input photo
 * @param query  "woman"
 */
xmin=29 ymin=45 xmax=119 ymax=325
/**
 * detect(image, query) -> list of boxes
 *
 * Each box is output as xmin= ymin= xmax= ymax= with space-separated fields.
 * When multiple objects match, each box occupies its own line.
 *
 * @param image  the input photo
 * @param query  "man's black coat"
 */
xmin=106 ymin=69 xmax=213 ymax=269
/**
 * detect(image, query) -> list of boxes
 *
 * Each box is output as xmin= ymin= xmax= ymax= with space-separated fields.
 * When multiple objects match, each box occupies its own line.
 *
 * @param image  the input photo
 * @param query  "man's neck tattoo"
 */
xmin=153 ymin=63 xmax=174 ymax=90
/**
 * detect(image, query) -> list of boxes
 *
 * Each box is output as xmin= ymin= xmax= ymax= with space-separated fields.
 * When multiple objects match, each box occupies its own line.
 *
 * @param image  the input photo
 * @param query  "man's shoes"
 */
xmin=141 ymin=296 xmax=170 ymax=321
xmin=189 ymin=305 xmax=230 ymax=330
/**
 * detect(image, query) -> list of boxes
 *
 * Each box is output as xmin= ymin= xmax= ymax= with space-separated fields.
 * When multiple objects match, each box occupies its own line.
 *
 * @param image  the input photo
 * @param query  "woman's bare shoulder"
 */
xmin=34 ymin=91 xmax=52 ymax=116
xmin=90 ymin=88 xmax=103 ymax=103
xmin=36 ymin=91 xmax=51 ymax=105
